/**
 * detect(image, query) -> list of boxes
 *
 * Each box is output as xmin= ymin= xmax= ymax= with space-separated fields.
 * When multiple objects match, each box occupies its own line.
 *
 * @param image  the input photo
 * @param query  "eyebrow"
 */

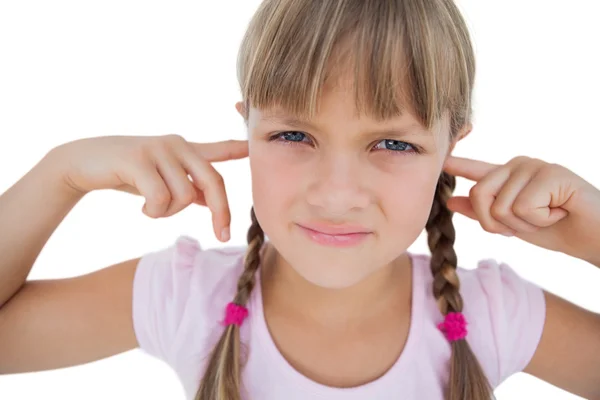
xmin=260 ymin=115 xmax=430 ymax=137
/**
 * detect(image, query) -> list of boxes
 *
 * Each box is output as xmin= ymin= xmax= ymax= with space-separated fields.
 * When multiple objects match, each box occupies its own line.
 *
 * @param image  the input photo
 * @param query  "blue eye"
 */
xmin=281 ymin=131 xmax=307 ymax=142
xmin=269 ymin=131 xmax=312 ymax=146
xmin=373 ymin=139 xmax=416 ymax=154
xmin=269 ymin=132 xmax=420 ymax=155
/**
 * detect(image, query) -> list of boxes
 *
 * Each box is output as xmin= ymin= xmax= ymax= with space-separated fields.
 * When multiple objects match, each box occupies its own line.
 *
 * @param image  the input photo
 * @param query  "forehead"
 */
xmin=255 ymin=74 xmax=414 ymax=118
xmin=258 ymin=109 xmax=426 ymax=136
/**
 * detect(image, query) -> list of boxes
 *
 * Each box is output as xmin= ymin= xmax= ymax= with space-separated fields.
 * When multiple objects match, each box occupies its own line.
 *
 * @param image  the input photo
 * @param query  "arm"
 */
xmin=0 ymin=258 xmax=139 ymax=373
xmin=523 ymin=289 xmax=600 ymax=400
xmin=0 ymin=149 xmax=139 ymax=373
xmin=0 ymin=149 xmax=83 ymax=308
xmin=0 ymin=136 xmax=246 ymax=374
xmin=443 ymin=155 xmax=600 ymax=397
xmin=522 ymin=177 xmax=600 ymax=398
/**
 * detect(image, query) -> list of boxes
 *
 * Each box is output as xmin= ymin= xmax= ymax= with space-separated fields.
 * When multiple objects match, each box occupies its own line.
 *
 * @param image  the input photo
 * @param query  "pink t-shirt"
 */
xmin=132 ymin=236 xmax=546 ymax=399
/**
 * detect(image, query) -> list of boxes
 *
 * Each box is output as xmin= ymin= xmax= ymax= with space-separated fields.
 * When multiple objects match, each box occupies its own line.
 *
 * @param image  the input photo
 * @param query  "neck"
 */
xmin=260 ymin=242 xmax=412 ymax=329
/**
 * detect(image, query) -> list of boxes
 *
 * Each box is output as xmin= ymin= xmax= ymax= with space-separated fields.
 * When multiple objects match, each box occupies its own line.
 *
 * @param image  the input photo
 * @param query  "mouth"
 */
xmin=295 ymin=222 xmax=373 ymax=248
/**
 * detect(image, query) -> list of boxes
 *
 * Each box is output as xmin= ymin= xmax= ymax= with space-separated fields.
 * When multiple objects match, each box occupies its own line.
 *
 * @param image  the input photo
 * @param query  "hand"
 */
xmin=443 ymin=155 xmax=600 ymax=265
xmin=51 ymin=134 xmax=248 ymax=241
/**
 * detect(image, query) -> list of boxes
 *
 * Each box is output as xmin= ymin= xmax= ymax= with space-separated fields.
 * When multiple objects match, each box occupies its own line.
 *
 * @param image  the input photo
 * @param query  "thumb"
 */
xmin=446 ymin=196 xmax=478 ymax=221
xmin=191 ymin=140 xmax=249 ymax=162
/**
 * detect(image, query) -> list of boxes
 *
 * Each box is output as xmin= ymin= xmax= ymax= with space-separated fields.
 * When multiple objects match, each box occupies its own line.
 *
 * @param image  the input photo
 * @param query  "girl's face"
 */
xmin=240 ymin=85 xmax=467 ymax=289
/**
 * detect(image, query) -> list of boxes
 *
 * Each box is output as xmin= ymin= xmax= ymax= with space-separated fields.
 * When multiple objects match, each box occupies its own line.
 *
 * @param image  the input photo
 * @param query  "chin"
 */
xmin=286 ymin=250 xmax=378 ymax=289
xmin=261 ymin=223 xmax=390 ymax=289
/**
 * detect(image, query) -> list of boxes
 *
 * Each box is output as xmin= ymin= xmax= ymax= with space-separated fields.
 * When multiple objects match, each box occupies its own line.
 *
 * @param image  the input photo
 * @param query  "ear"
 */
xmin=235 ymin=101 xmax=246 ymax=118
xmin=448 ymin=122 xmax=472 ymax=154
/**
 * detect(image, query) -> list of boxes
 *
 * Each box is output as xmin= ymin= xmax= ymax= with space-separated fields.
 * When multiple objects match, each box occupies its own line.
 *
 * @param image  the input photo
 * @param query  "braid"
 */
xmin=426 ymin=171 xmax=462 ymax=315
xmin=195 ymin=207 xmax=264 ymax=400
xmin=234 ymin=208 xmax=264 ymax=305
xmin=426 ymin=171 xmax=495 ymax=400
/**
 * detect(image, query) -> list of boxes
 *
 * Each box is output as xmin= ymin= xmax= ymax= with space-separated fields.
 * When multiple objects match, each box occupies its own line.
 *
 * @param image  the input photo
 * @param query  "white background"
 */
xmin=1 ymin=0 xmax=599 ymax=399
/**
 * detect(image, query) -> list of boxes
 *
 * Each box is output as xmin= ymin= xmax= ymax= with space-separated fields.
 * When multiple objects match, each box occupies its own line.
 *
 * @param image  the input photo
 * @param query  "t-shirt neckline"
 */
xmin=249 ymin=249 xmax=425 ymax=397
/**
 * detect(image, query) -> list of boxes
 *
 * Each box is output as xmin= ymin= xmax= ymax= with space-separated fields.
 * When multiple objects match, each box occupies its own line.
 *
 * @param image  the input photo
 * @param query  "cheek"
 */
xmin=379 ymin=166 xmax=439 ymax=234
xmin=249 ymin=141 xmax=314 ymax=190
xmin=249 ymin=143 xmax=305 ymax=228
xmin=250 ymin=145 xmax=299 ymax=195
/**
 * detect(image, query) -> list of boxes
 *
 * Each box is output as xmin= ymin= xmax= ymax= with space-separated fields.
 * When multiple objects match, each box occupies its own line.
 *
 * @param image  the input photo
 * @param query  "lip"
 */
xmin=298 ymin=221 xmax=372 ymax=235
xmin=295 ymin=222 xmax=372 ymax=248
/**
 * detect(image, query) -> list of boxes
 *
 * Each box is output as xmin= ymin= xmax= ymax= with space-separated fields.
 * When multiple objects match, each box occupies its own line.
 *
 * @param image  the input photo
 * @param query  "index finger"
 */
xmin=191 ymin=140 xmax=249 ymax=162
xmin=443 ymin=155 xmax=499 ymax=182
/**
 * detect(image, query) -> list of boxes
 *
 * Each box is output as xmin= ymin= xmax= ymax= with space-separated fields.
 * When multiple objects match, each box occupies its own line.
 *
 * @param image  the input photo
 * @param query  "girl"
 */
xmin=1 ymin=1 xmax=600 ymax=400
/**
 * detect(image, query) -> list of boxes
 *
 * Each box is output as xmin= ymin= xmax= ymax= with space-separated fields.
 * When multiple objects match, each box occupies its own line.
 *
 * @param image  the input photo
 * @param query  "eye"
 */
xmin=372 ymin=139 xmax=419 ymax=155
xmin=269 ymin=131 xmax=313 ymax=146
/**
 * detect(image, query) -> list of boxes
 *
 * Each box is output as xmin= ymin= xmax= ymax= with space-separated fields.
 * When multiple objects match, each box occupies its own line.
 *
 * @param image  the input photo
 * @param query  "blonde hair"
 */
xmin=196 ymin=1 xmax=495 ymax=399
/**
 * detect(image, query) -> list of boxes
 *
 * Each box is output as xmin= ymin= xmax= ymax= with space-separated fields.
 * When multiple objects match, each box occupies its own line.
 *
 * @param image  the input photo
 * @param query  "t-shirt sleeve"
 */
xmin=470 ymin=259 xmax=547 ymax=385
xmin=131 ymin=236 xmax=202 ymax=364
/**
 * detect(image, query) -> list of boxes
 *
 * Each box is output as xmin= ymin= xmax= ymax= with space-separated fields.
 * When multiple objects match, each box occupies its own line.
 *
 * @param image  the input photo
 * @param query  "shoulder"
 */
xmin=459 ymin=258 xmax=546 ymax=386
xmin=136 ymin=235 xmax=246 ymax=294
xmin=455 ymin=257 xmax=546 ymax=339
xmin=134 ymin=235 xmax=247 ymax=309
xmin=132 ymin=235 xmax=248 ymax=364
xmin=456 ymin=257 xmax=545 ymax=313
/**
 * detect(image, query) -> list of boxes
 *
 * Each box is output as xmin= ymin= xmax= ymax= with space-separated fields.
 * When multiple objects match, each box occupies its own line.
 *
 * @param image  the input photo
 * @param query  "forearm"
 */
xmin=0 ymin=147 xmax=83 ymax=308
xmin=584 ymin=225 xmax=600 ymax=270
xmin=567 ymin=184 xmax=600 ymax=270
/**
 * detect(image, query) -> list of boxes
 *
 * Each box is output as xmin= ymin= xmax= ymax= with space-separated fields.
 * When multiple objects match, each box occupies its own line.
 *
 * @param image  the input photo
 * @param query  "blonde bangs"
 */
xmin=236 ymin=0 xmax=475 ymax=135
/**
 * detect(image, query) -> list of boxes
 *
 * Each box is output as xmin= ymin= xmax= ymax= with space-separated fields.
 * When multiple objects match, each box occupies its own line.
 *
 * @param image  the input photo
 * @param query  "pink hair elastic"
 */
xmin=437 ymin=312 xmax=468 ymax=342
xmin=224 ymin=302 xmax=249 ymax=327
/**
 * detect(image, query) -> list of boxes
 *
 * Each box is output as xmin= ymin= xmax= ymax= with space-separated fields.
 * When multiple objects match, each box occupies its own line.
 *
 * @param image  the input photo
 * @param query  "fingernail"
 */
xmin=221 ymin=227 xmax=230 ymax=241
xmin=501 ymin=232 xmax=514 ymax=237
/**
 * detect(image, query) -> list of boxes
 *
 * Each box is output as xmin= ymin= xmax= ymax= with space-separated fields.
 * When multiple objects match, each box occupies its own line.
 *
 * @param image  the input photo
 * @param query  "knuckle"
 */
xmin=512 ymin=200 xmax=530 ymax=216
xmin=130 ymin=144 xmax=151 ymax=164
xmin=148 ymin=209 xmax=164 ymax=219
xmin=469 ymin=184 xmax=483 ymax=198
xmin=148 ymin=134 xmax=184 ymax=153
xmin=144 ymin=209 xmax=159 ymax=218
xmin=510 ymin=155 xmax=530 ymax=165
xmin=479 ymin=220 xmax=496 ymax=233
xmin=164 ymin=204 xmax=184 ymax=217
xmin=179 ymin=186 xmax=196 ymax=205
xmin=152 ymin=189 xmax=171 ymax=206
xmin=530 ymin=159 xmax=547 ymax=171
xmin=490 ymin=204 xmax=509 ymax=220
xmin=539 ymin=162 xmax=560 ymax=176
xmin=165 ymin=133 xmax=186 ymax=145
xmin=482 ymin=221 xmax=504 ymax=234
xmin=140 ymin=139 xmax=165 ymax=157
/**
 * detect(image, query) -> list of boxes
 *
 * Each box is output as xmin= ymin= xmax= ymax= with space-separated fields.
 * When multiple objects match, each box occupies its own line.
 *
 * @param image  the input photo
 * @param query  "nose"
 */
xmin=305 ymin=153 xmax=371 ymax=215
